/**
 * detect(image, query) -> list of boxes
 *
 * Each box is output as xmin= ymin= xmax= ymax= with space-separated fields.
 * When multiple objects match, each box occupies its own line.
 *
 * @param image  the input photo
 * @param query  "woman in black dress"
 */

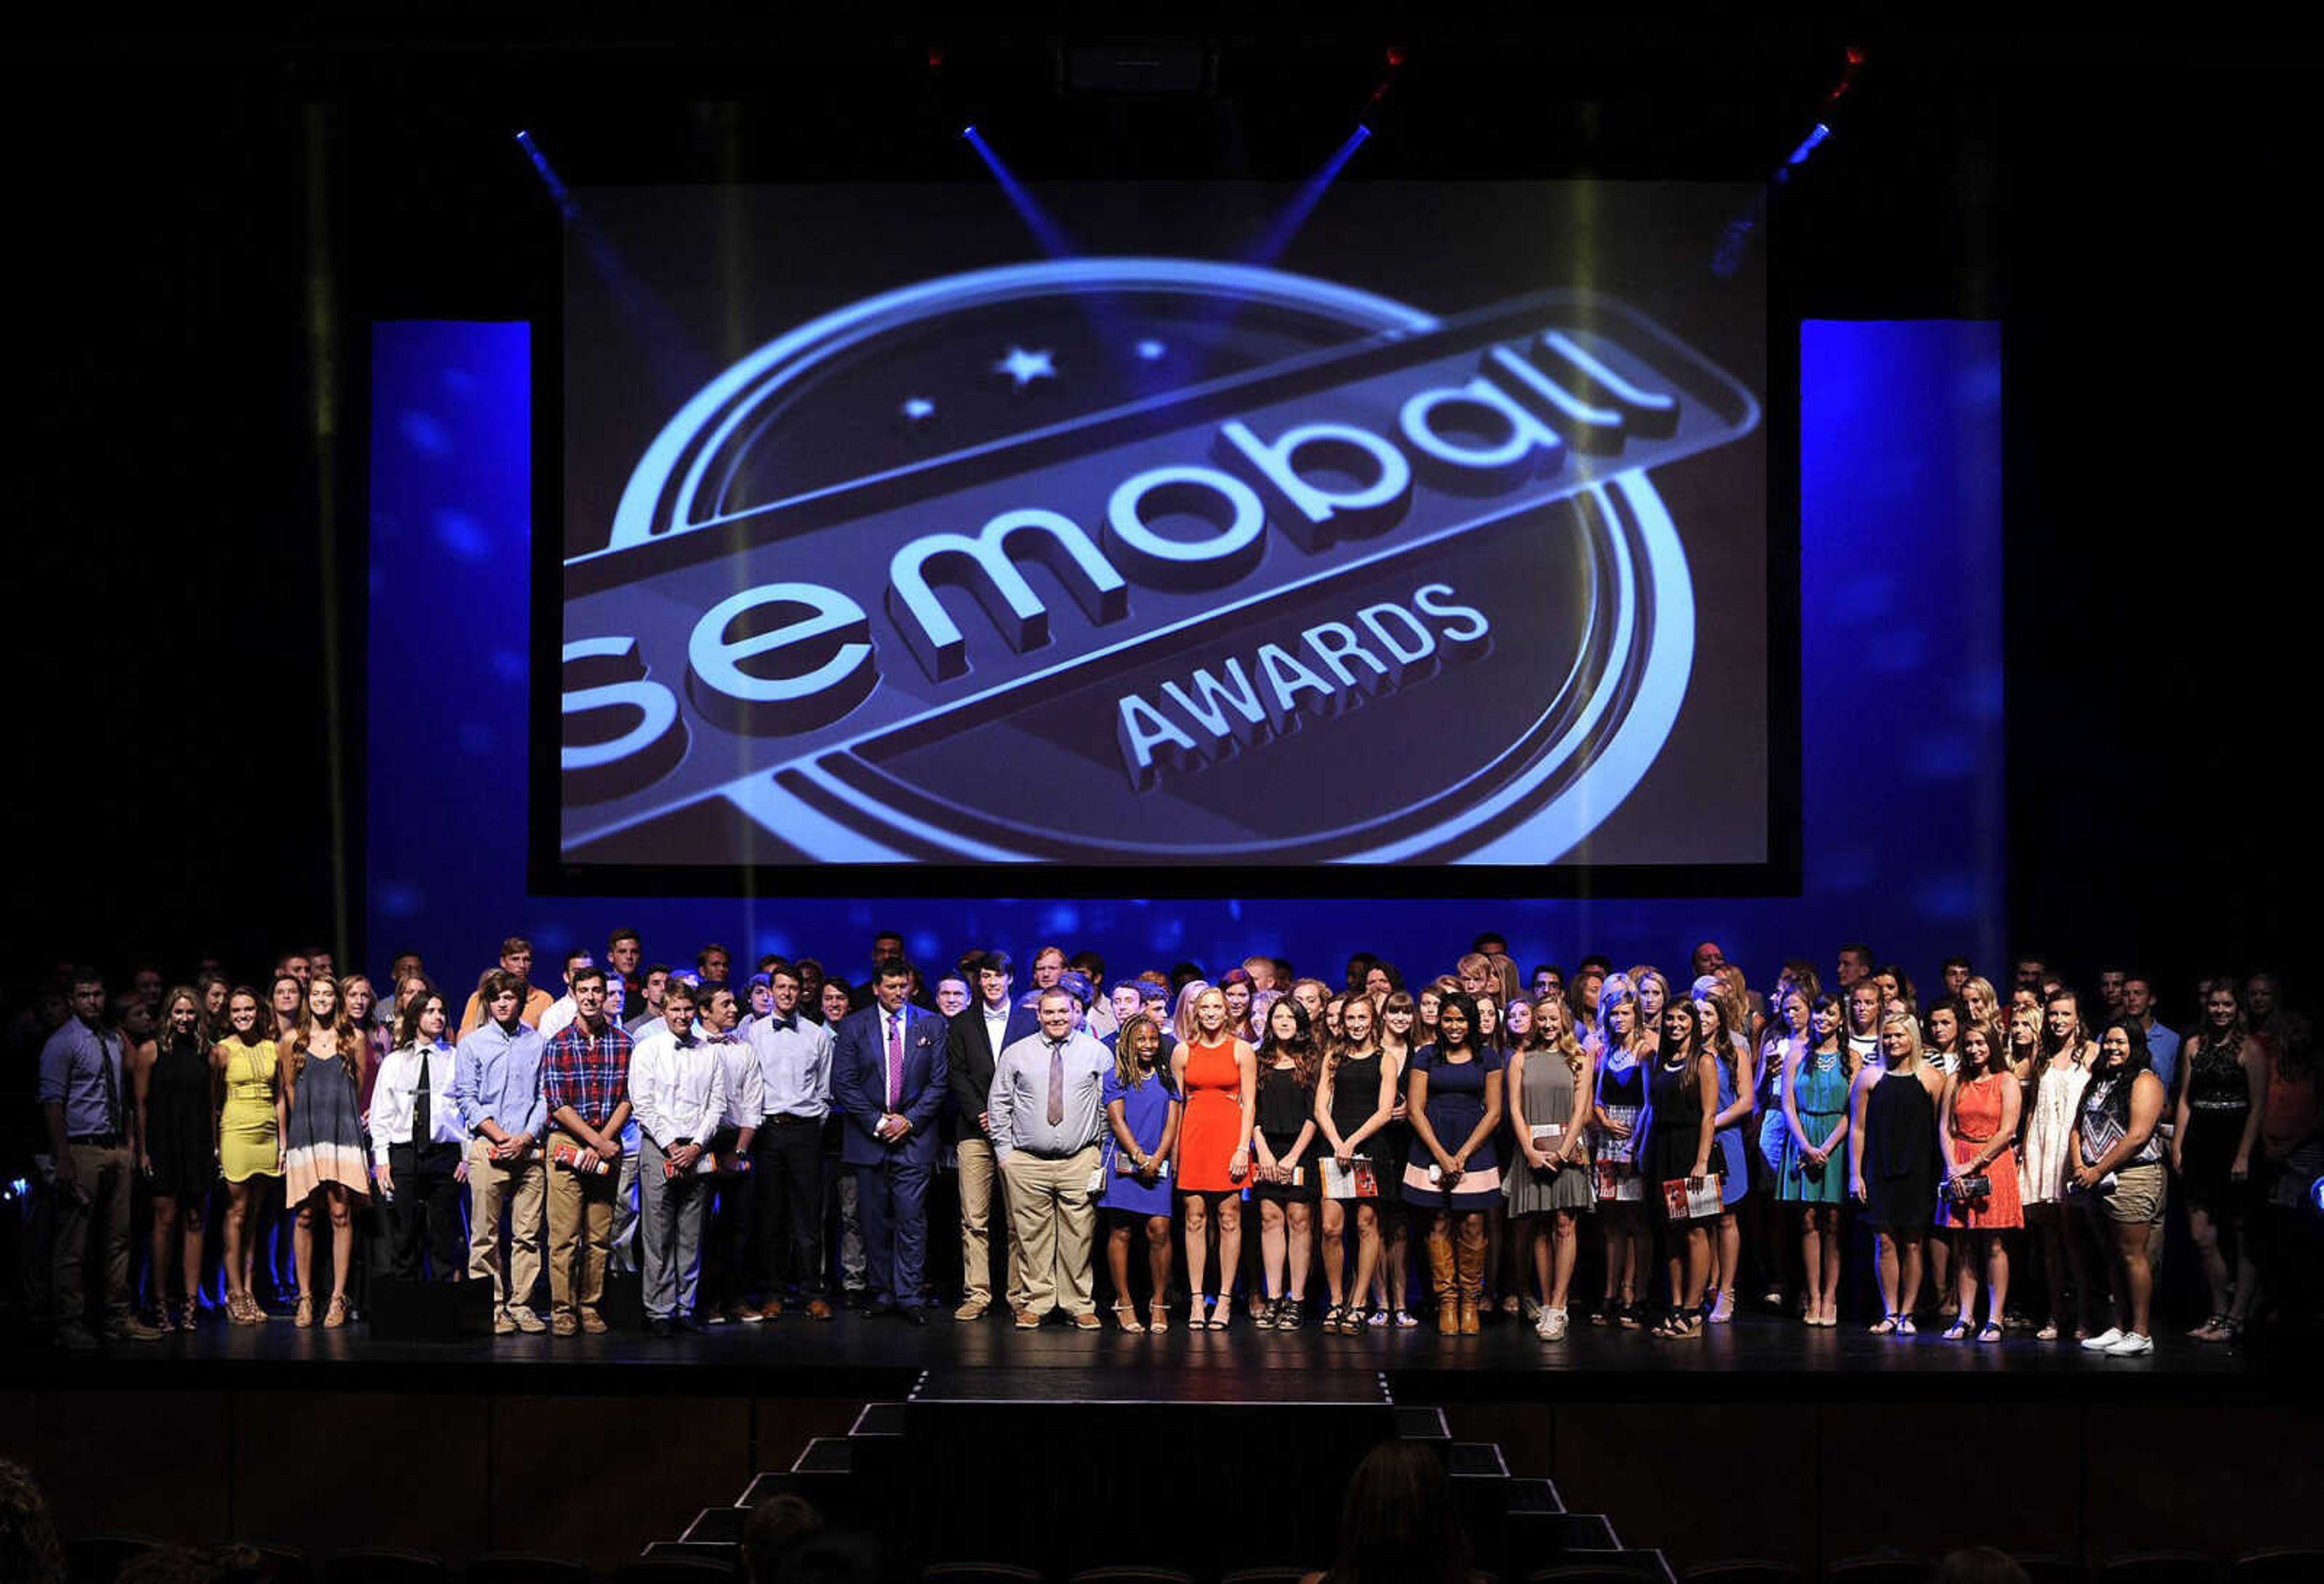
xmin=133 ymin=987 xmax=217 ymax=1330
xmin=2171 ymin=978 xmax=2270 ymax=1341
xmin=1849 ymin=1010 xmax=1945 ymax=1334
xmin=1315 ymin=993 xmax=1397 ymax=1334
xmin=1252 ymin=997 xmax=1322 ymax=1329
xmin=1641 ymin=998 xmax=1719 ymax=1338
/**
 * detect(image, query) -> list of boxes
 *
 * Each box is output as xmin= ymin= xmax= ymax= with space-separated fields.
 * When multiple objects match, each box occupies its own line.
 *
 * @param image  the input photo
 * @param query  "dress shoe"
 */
xmin=902 ymin=1305 xmax=928 ymax=1326
xmin=867 ymin=1299 xmax=899 ymax=1318
xmin=579 ymin=1309 xmax=608 ymax=1334
xmin=510 ymin=1306 xmax=548 ymax=1334
xmin=755 ymin=1298 xmax=786 ymax=1321
xmin=806 ymin=1298 xmax=835 ymax=1321
xmin=646 ymin=1318 xmax=675 ymax=1337
xmin=672 ymin=1313 xmax=701 ymax=1334
xmin=109 ymin=1316 xmax=166 ymax=1343
xmin=1014 ymin=1309 xmax=1043 ymax=1329
xmin=494 ymin=1311 xmax=519 ymax=1337
xmin=953 ymin=1298 xmax=990 ymax=1322
xmin=732 ymin=1302 xmax=766 ymax=1324
xmin=55 ymin=1324 xmax=99 ymax=1352
xmin=551 ymin=1313 xmax=580 ymax=1337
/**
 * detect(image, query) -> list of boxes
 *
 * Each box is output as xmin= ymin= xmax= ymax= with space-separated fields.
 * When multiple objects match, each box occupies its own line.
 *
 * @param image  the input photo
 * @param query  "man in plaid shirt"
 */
xmin=542 ymin=965 xmax=634 ymax=1337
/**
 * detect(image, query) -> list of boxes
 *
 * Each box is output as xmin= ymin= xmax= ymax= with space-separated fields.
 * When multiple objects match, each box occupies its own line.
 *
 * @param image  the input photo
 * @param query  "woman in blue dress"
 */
xmin=1402 ymin=991 xmax=1506 ymax=1336
xmin=1101 ymin=1013 xmax=1181 ymax=1332
xmin=1692 ymin=977 xmax=1756 ymax=1324
xmin=1779 ymin=993 xmax=1854 ymax=1326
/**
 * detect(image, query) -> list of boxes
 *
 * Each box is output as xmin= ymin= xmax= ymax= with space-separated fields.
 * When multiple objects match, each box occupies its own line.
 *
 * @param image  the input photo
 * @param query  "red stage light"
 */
xmin=927 ymin=48 xmax=945 ymax=70
xmin=1385 ymin=45 xmax=1407 ymax=68
xmin=1845 ymin=44 xmax=1865 ymax=65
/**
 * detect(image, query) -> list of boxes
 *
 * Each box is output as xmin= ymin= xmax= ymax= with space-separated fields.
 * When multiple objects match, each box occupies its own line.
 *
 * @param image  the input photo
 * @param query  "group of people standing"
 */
xmin=21 ymin=931 xmax=2317 ymax=1355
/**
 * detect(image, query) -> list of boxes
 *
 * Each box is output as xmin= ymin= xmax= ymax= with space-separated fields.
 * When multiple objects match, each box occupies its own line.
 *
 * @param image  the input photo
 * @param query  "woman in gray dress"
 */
xmin=280 ymin=975 xmax=372 ymax=1329
xmin=1504 ymin=993 xmax=1595 ymax=1340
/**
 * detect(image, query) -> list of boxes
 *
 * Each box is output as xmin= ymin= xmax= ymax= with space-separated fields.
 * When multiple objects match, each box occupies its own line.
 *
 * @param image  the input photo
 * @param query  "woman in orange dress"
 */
xmin=1172 ymin=983 xmax=1257 ymax=1329
xmin=1938 ymin=1018 xmax=2023 ymax=1342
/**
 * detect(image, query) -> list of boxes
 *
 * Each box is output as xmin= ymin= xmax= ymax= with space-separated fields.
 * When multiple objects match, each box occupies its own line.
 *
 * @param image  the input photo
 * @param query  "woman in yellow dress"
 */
xmin=213 ymin=987 xmax=283 ymax=1324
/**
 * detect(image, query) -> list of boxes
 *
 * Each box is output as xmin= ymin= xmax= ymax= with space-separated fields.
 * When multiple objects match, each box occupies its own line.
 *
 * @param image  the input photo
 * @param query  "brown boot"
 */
xmin=1456 ymin=1220 xmax=1486 ymax=1335
xmin=1426 ymin=1222 xmax=1459 ymax=1335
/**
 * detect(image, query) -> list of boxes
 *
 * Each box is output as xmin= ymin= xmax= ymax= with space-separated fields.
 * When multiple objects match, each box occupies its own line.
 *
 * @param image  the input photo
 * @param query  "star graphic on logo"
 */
xmin=1135 ymin=339 xmax=1167 ymax=361
xmin=900 ymin=396 xmax=936 ymax=422
xmin=994 ymin=345 xmax=1057 ymax=387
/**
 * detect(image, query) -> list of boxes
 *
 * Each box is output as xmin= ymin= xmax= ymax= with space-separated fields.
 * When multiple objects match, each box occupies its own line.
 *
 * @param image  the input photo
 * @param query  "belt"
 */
xmin=1013 ymin=1142 xmax=1097 ymax=1162
xmin=764 ymin=1112 xmax=823 ymax=1125
xmin=67 ymin=1132 xmax=122 ymax=1147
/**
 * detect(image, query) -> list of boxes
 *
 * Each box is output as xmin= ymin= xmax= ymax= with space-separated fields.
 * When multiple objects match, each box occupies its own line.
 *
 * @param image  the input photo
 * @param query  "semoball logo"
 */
xmin=559 ymin=258 xmax=1759 ymax=866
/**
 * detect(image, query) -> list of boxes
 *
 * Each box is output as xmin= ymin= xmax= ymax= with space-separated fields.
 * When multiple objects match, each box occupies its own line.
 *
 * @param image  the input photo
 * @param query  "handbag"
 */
xmin=1943 ymin=1172 xmax=1992 ymax=1202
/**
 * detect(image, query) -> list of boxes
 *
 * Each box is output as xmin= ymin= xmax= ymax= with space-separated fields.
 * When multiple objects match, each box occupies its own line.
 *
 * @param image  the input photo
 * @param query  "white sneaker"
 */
xmin=2105 ymin=1332 xmax=2155 ymax=1357
xmin=1535 ymin=1308 xmax=1555 ymax=1340
xmin=1545 ymin=1307 xmax=1569 ymax=1341
xmin=2081 ymin=1327 xmax=2124 ymax=1351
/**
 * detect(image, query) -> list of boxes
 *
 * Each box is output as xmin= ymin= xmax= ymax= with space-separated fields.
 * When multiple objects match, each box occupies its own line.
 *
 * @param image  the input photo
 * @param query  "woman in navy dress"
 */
xmin=1102 ymin=1013 xmax=1181 ymax=1332
xmin=1402 ymin=991 xmax=1505 ymax=1335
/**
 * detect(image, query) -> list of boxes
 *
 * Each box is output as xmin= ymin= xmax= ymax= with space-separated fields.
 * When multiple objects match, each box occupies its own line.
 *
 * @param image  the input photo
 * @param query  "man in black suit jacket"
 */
xmin=945 ymin=950 xmax=1040 ymax=1320
xmin=830 ymin=960 xmax=950 ymax=1321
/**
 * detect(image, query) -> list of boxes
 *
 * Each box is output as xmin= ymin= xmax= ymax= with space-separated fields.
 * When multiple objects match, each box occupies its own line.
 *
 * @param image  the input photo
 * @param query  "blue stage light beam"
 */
xmin=960 ymin=124 xmax=1077 ymax=258
xmin=514 ymin=129 xmax=577 ymax=223
xmin=1246 ymin=123 xmax=1372 ymax=266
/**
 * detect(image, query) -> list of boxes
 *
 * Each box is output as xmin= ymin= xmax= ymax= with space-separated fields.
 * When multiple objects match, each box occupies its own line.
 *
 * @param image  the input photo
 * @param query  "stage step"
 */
xmin=1555 ymin=1549 xmax=1673 ymax=1583
xmin=1394 ymin=1404 xmax=1451 ymax=1442
xmin=1505 ymin=1478 xmax=1565 ymax=1515
xmin=678 ymin=1508 xmax=744 ymax=1545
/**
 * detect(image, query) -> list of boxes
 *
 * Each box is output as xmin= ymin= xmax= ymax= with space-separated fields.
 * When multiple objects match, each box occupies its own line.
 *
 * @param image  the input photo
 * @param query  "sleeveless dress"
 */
xmin=1099 ymin=1067 xmax=1176 ymax=1217
xmin=1940 ymin=1072 xmax=2023 ymax=1229
xmin=1861 ymin=1068 xmax=1938 ymax=1232
xmin=1503 ymin=1050 xmax=1594 ymax=1215
xmin=1252 ymin=1062 xmax=1319 ymax=1203
xmin=2179 ymin=1036 xmax=2251 ymax=1205
xmin=1777 ymin=1047 xmax=1849 ymax=1205
xmin=1710 ymin=1039 xmax=1750 ymax=1206
xmin=2018 ymin=1056 xmax=2091 ymax=1205
xmin=1327 ymin=1049 xmax=1391 ymax=1199
xmin=145 ymin=1033 xmax=216 ymax=1200
xmin=219 ymin=1039 xmax=282 ymax=1182
xmin=1593 ymin=1047 xmax=1646 ymax=1203
xmin=1177 ymin=1035 xmax=1246 ymax=1193
xmin=282 ymin=1047 xmax=370 ymax=1200
xmin=1644 ymin=1055 xmax=1709 ymax=1194
xmin=1401 ymin=1044 xmax=1505 ymax=1209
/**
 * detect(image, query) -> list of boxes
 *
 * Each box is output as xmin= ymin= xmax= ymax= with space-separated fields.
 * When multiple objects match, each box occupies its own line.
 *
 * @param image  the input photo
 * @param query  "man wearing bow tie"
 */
xmin=744 ymin=959 xmax=834 ymax=1320
xmin=832 ymin=958 xmax=950 ymax=1323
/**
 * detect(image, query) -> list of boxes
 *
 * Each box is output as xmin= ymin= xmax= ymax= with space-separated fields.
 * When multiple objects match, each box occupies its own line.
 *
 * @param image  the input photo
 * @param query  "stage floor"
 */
xmin=8 ymin=1305 xmax=2281 ymax=1402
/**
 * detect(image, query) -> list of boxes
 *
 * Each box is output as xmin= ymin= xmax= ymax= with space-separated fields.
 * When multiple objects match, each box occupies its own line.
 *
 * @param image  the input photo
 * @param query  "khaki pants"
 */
xmin=545 ymin=1130 xmax=616 ymax=1320
xmin=1000 ymin=1145 xmax=1100 ymax=1317
xmin=957 ymin=1136 xmax=1028 ymax=1309
xmin=466 ymin=1138 xmax=547 ymax=1317
xmin=56 ymin=1141 xmax=134 ymax=1332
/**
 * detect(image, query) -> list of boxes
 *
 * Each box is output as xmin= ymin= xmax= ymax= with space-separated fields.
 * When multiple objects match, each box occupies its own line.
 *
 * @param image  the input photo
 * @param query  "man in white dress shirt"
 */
xmin=990 ymin=989 xmax=1114 ymax=1330
xmin=627 ymin=981 xmax=728 ymax=1334
xmin=744 ymin=960 xmax=836 ymax=1320
xmin=698 ymin=984 xmax=764 ymax=1324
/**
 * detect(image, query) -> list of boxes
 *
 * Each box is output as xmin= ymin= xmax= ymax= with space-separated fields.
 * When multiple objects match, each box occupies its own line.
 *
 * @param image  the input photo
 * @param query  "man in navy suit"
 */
xmin=946 ymin=949 xmax=1042 ymax=1320
xmin=832 ymin=958 xmax=950 ymax=1322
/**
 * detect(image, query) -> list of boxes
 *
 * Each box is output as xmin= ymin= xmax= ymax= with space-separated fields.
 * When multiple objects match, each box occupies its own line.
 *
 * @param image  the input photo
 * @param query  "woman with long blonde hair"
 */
xmin=1503 ymin=993 xmax=1594 ymax=1339
xmin=1850 ymin=1010 xmax=1945 ymax=1334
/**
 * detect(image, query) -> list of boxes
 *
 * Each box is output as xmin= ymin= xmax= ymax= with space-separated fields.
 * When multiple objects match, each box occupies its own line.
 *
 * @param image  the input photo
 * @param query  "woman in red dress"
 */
xmin=1172 ymin=983 xmax=1257 ymax=1329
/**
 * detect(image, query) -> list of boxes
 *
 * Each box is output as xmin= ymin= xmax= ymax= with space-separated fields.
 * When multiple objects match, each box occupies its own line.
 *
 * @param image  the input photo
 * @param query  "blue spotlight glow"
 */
xmin=1786 ymin=122 xmax=1832 ymax=166
xmin=1246 ymin=123 xmax=1372 ymax=266
xmin=514 ymin=128 xmax=577 ymax=222
xmin=960 ymin=125 xmax=1075 ymax=258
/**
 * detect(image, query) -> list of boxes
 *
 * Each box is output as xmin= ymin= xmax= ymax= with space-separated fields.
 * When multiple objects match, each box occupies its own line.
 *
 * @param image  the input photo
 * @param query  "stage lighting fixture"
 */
xmin=1058 ymin=40 xmax=1216 ymax=97
xmin=2309 ymin=1174 xmax=2324 ymax=1216
xmin=1385 ymin=45 xmax=1407 ymax=68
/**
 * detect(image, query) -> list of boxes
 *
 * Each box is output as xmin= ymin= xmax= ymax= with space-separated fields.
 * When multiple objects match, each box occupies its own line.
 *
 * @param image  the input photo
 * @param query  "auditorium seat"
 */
xmin=239 ymin=1542 xmax=318 ymax=1584
xmin=920 ymin=1567 xmax=1046 ymax=1584
xmin=1066 ymin=1570 xmax=1195 ymax=1584
xmin=2233 ymin=1550 xmax=2324 ymax=1584
xmin=2007 ymin=1554 xmax=2090 ymax=1584
xmin=67 ymin=1534 xmax=160 ymax=1584
xmin=1527 ymin=1559 xmax=1672 ymax=1584
xmin=327 ymin=1548 xmax=455 ymax=1584
xmin=1680 ymin=1564 xmax=1807 ymax=1584
xmin=614 ymin=1557 xmax=742 ymax=1584
xmin=2092 ymin=1556 xmax=2223 ymax=1584
xmin=462 ymin=1554 xmax=591 ymax=1584
xmin=1822 ymin=1560 xmax=1931 ymax=1584
xmin=1219 ymin=1570 xmax=1313 ymax=1584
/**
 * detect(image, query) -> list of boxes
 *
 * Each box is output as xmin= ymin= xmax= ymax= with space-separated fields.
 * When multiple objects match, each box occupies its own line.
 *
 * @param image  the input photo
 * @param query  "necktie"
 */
xmin=413 ymin=1050 xmax=432 ymax=1146
xmin=98 ymin=1031 xmax=121 ymax=1134
xmin=1046 ymin=1038 xmax=1066 ymax=1128
xmin=886 ymin=1013 xmax=904 ymax=1111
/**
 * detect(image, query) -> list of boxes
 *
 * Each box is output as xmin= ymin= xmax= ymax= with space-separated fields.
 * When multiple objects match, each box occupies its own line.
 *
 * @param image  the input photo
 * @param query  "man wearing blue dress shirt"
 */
xmin=41 ymin=971 xmax=163 ymax=1347
xmin=452 ymin=969 xmax=551 ymax=1335
xmin=832 ymin=959 xmax=949 ymax=1323
xmin=990 ymin=989 xmax=1115 ymax=1330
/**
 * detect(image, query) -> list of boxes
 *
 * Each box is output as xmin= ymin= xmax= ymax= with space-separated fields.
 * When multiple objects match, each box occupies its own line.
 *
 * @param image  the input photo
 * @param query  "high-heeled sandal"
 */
xmin=1206 ymin=1295 xmax=1233 ymax=1329
xmin=324 ymin=1295 xmax=349 ymax=1329
xmin=294 ymin=1297 xmax=314 ymax=1329
xmin=1278 ymin=1298 xmax=1304 ymax=1330
xmin=1112 ymin=1301 xmax=1146 ymax=1334
xmin=176 ymin=1299 xmax=199 ymax=1331
xmin=1147 ymin=1300 xmax=1170 ymax=1334
xmin=1707 ymin=1288 xmax=1736 ymax=1324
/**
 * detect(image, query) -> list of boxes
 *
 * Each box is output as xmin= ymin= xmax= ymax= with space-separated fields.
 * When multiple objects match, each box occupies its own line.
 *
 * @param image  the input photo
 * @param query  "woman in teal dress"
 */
xmin=1779 ymin=993 xmax=1853 ymax=1326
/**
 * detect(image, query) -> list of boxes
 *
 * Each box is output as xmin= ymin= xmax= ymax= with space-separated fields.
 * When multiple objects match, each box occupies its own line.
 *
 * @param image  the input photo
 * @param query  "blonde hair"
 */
xmin=1878 ymin=1010 xmax=1925 ymax=1073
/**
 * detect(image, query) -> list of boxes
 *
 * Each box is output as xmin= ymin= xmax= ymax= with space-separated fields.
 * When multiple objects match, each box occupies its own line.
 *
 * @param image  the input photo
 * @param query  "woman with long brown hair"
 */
xmin=278 ymin=975 xmax=371 ymax=1327
xmin=1938 ymin=1018 xmax=2022 ymax=1341
xmin=1402 ymin=990 xmax=1505 ymax=1335
xmin=1100 ymin=1012 xmax=1180 ymax=1332
xmin=1641 ymin=997 xmax=1719 ymax=1339
xmin=2020 ymin=989 xmax=2096 ymax=1340
xmin=213 ymin=987 xmax=281 ymax=1323
xmin=2172 ymin=978 xmax=2271 ymax=1341
xmin=1778 ymin=992 xmax=1852 ymax=1326
xmin=1251 ymin=996 xmax=1323 ymax=1328
xmin=131 ymin=987 xmax=216 ymax=1329
xmin=1692 ymin=975 xmax=1756 ymax=1324
xmin=1589 ymin=975 xmax=1650 ymax=1327
xmin=1315 ymin=992 xmax=1396 ymax=1334
xmin=1369 ymin=989 xmax=1422 ymax=1327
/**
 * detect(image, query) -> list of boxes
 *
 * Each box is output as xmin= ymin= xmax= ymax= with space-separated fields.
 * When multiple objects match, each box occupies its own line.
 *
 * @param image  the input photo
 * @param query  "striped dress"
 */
xmin=283 ymin=1046 xmax=371 ymax=1199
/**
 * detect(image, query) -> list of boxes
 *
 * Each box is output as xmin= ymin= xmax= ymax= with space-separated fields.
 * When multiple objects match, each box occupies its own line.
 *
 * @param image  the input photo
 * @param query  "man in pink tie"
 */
xmin=831 ymin=958 xmax=950 ymax=1323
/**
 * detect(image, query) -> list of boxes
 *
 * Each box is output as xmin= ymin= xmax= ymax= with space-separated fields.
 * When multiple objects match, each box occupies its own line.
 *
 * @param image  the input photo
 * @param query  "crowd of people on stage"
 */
xmin=10 ymin=928 xmax=2319 ymax=1354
